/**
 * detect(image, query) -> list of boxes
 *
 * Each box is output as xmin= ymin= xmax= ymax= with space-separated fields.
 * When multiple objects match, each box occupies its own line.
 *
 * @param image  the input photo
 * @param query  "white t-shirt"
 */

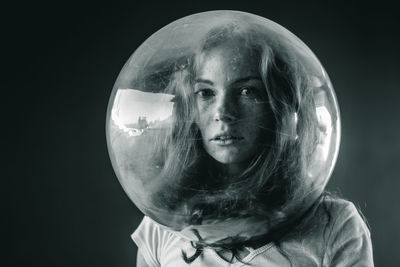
xmin=132 ymin=197 xmax=374 ymax=266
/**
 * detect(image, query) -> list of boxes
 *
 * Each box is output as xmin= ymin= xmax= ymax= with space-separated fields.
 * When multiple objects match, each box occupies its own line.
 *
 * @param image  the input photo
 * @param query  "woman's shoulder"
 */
xmin=132 ymin=216 xmax=181 ymax=251
xmin=132 ymin=216 xmax=191 ymax=266
xmin=295 ymin=194 xmax=374 ymax=266
xmin=296 ymin=194 xmax=371 ymax=241
xmin=319 ymin=195 xmax=361 ymax=216
xmin=316 ymin=195 xmax=370 ymax=235
xmin=131 ymin=217 xmax=164 ymax=267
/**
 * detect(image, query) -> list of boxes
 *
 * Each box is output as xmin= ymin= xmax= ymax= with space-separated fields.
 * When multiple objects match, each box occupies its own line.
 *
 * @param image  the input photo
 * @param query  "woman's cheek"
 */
xmin=196 ymin=102 xmax=213 ymax=129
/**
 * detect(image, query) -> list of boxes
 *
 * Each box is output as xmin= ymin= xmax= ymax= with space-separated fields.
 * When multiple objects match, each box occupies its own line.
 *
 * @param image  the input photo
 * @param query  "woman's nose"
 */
xmin=213 ymin=94 xmax=237 ymax=122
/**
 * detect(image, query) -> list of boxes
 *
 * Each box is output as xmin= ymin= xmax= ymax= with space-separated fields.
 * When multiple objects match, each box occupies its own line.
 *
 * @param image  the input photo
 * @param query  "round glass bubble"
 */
xmin=106 ymin=11 xmax=340 ymax=245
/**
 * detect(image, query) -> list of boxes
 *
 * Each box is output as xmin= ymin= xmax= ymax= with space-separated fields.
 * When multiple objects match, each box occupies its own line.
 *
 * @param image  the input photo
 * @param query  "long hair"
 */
xmin=154 ymin=23 xmax=318 ymax=216
xmin=147 ymin=23 xmax=321 ymax=262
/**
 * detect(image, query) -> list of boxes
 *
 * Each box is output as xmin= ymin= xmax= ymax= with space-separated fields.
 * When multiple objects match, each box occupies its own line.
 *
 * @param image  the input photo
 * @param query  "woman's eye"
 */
xmin=240 ymin=87 xmax=256 ymax=97
xmin=195 ymin=88 xmax=215 ymax=98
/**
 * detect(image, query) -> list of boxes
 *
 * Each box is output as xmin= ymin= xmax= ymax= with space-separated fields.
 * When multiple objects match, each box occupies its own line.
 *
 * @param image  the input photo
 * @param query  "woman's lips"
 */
xmin=210 ymin=135 xmax=244 ymax=145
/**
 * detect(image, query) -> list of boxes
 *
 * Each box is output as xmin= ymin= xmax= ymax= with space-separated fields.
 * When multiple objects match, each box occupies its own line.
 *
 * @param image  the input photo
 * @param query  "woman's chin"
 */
xmin=211 ymin=151 xmax=249 ymax=166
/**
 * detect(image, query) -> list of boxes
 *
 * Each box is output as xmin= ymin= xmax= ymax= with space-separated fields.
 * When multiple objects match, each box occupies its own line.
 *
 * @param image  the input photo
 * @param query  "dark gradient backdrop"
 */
xmin=5 ymin=1 xmax=399 ymax=266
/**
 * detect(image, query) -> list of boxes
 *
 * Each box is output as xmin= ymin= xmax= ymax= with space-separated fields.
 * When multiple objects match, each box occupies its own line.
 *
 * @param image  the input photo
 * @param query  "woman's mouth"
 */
xmin=210 ymin=135 xmax=244 ymax=145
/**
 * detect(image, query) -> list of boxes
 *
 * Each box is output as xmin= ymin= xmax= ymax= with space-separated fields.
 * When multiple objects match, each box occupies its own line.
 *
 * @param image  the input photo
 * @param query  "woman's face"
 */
xmin=195 ymin=42 xmax=274 ymax=169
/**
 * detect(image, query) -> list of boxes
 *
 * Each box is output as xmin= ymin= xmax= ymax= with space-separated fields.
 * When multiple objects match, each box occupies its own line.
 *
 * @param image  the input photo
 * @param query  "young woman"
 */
xmin=127 ymin=23 xmax=374 ymax=266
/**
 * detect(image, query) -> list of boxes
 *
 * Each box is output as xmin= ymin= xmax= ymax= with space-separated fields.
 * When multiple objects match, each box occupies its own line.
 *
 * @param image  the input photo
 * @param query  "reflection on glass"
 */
xmin=111 ymin=89 xmax=174 ymax=136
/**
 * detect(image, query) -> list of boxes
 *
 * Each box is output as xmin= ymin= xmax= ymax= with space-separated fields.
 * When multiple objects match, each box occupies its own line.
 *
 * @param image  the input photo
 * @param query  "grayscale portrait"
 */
xmin=12 ymin=3 xmax=400 ymax=267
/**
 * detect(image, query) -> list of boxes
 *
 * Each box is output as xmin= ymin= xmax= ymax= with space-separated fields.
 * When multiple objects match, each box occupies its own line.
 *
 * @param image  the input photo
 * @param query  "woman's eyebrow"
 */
xmin=195 ymin=78 xmax=214 ymax=85
xmin=232 ymin=76 xmax=262 ymax=85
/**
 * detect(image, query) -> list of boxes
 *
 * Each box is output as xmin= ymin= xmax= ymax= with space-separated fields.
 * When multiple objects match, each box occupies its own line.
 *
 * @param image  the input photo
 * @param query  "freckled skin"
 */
xmin=195 ymin=42 xmax=274 ymax=174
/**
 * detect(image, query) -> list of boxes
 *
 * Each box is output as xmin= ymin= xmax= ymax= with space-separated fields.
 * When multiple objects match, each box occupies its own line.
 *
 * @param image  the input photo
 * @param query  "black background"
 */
xmin=5 ymin=1 xmax=399 ymax=266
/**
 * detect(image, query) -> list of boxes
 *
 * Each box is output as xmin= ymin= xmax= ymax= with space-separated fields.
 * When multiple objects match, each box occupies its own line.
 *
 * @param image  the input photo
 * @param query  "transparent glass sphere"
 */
xmin=106 ymin=11 xmax=340 ymax=245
